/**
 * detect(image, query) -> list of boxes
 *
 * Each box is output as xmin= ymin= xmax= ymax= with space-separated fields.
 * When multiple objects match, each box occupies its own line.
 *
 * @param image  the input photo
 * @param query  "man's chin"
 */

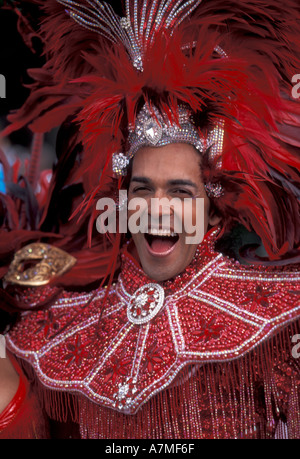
xmin=141 ymin=264 xmax=176 ymax=282
xmin=140 ymin=252 xmax=191 ymax=282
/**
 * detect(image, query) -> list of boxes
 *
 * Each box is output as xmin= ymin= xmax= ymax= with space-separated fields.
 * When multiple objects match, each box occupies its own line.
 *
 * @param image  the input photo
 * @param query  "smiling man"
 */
xmin=127 ymin=143 xmax=220 ymax=281
xmin=1 ymin=0 xmax=300 ymax=441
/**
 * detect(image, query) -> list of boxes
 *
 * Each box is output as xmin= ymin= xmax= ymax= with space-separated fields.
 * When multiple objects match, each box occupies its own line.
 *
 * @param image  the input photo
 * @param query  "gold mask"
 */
xmin=4 ymin=243 xmax=77 ymax=286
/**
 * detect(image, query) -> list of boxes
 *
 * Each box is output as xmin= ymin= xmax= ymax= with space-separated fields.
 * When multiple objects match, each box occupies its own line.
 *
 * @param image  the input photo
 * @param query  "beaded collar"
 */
xmin=119 ymin=226 xmax=222 ymax=293
xmin=7 ymin=228 xmax=300 ymax=414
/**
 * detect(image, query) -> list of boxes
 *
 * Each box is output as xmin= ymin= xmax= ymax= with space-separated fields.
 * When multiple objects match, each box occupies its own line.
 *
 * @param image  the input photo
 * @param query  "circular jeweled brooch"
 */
xmin=127 ymin=283 xmax=165 ymax=325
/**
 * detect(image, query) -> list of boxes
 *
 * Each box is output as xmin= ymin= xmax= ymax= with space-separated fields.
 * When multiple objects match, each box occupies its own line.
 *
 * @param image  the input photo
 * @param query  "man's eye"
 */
xmin=132 ymin=186 xmax=151 ymax=193
xmin=171 ymin=189 xmax=193 ymax=197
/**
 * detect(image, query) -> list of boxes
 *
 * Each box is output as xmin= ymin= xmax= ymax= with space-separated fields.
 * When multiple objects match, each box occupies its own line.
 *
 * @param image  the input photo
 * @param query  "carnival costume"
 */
xmin=0 ymin=0 xmax=300 ymax=439
xmin=4 ymin=227 xmax=300 ymax=439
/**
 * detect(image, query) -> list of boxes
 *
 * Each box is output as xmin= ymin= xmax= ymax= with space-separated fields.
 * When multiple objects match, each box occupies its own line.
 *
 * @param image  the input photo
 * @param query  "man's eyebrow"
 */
xmin=130 ymin=177 xmax=198 ymax=188
xmin=167 ymin=179 xmax=198 ymax=189
xmin=130 ymin=176 xmax=153 ymax=184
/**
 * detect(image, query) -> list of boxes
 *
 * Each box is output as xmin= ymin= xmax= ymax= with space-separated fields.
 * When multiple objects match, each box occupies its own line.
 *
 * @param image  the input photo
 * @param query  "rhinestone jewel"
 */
xmin=144 ymin=119 xmax=163 ymax=145
xmin=113 ymin=377 xmax=137 ymax=411
xmin=112 ymin=152 xmax=130 ymax=176
xmin=127 ymin=283 xmax=165 ymax=325
xmin=127 ymin=104 xmax=211 ymax=161
xmin=120 ymin=17 xmax=131 ymax=30
xmin=204 ymin=182 xmax=224 ymax=199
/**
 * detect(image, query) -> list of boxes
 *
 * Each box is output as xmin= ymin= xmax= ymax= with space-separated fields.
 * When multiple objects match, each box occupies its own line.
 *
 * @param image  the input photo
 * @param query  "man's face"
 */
xmin=128 ymin=143 xmax=215 ymax=282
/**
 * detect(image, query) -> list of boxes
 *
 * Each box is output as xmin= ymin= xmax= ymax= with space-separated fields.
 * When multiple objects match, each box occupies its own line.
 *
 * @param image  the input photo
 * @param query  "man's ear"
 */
xmin=208 ymin=207 xmax=222 ymax=227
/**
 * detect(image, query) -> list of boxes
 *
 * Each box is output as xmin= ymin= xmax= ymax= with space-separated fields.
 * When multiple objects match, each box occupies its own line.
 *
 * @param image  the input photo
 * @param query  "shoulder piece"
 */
xmin=6 ymin=230 xmax=300 ymax=414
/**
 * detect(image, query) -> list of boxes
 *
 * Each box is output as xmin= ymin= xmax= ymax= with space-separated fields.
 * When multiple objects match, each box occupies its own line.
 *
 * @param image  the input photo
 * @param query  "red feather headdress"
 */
xmin=1 ymin=0 xmax=300 ymax=289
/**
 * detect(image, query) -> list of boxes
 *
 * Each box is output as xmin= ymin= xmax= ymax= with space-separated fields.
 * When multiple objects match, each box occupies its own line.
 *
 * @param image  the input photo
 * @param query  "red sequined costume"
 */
xmin=1 ymin=0 xmax=300 ymax=440
xmin=6 ymin=228 xmax=300 ymax=439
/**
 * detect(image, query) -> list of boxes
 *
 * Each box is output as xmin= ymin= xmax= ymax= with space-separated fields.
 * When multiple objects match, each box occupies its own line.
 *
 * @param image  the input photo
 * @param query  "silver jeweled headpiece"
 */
xmin=56 ymin=0 xmax=202 ymax=71
xmin=128 ymin=105 xmax=205 ymax=158
xmin=112 ymin=104 xmax=225 ymax=179
xmin=57 ymin=1 xmax=225 ymax=198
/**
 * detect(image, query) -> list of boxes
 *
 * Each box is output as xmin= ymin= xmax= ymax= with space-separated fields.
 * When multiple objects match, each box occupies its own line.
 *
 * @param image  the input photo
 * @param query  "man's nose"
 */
xmin=147 ymin=193 xmax=174 ymax=219
xmin=152 ymin=188 xmax=166 ymax=200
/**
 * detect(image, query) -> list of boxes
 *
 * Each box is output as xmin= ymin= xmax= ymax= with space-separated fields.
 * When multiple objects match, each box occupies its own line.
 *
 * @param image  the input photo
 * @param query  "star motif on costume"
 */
xmin=241 ymin=285 xmax=277 ymax=312
xmin=36 ymin=310 xmax=64 ymax=339
xmin=142 ymin=340 xmax=167 ymax=373
xmin=63 ymin=335 xmax=92 ymax=368
xmin=191 ymin=316 xmax=225 ymax=344
xmin=103 ymin=349 xmax=132 ymax=385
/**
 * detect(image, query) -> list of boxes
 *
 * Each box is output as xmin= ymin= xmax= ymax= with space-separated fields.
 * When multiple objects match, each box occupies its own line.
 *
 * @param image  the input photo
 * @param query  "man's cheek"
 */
xmin=127 ymin=198 xmax=148 ymax=234
xmin=183 ymin=198 xmax=205 ymax=245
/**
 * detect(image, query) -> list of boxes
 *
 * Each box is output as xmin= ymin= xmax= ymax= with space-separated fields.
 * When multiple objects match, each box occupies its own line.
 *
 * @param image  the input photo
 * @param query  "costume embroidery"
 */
xmin=7 ymin=229 xmax=300 ymax=415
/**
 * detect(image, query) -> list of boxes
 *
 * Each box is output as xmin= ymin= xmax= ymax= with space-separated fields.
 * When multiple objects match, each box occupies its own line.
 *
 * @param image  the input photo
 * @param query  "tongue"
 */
xmin=151 ymin=236 xmax=175 ymax=254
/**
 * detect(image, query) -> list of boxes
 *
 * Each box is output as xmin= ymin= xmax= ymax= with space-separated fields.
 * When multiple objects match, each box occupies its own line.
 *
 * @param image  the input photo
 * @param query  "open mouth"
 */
xmin=144 ymin=230 xmax=179 ymax=256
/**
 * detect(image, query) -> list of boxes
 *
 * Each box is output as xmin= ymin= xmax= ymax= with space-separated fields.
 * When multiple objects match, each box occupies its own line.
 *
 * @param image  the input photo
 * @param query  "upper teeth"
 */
xmin=147 ymin=229 xmax=177 ymax=237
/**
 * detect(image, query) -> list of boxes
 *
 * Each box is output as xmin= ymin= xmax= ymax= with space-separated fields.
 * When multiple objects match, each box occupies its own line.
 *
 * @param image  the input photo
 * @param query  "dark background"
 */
xmin=0 ymin=1 xmax=124 ymax=153
xmin=0 ymin=1 xmax=44 ymax=146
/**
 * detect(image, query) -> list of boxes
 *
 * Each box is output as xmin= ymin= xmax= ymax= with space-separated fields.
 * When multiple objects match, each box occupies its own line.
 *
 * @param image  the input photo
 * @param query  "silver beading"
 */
xmin=204 ymin=182 xmax=224 ymax=199
xmin=112 ymin=153 xmax=130 ymax=177
xmin=112 ymin=104 xmax=225 ymax=179
xmin=128 ymin=104 xmax=207 ymax=159
xmin=57 ymin=0 xmax=202 ymax=71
